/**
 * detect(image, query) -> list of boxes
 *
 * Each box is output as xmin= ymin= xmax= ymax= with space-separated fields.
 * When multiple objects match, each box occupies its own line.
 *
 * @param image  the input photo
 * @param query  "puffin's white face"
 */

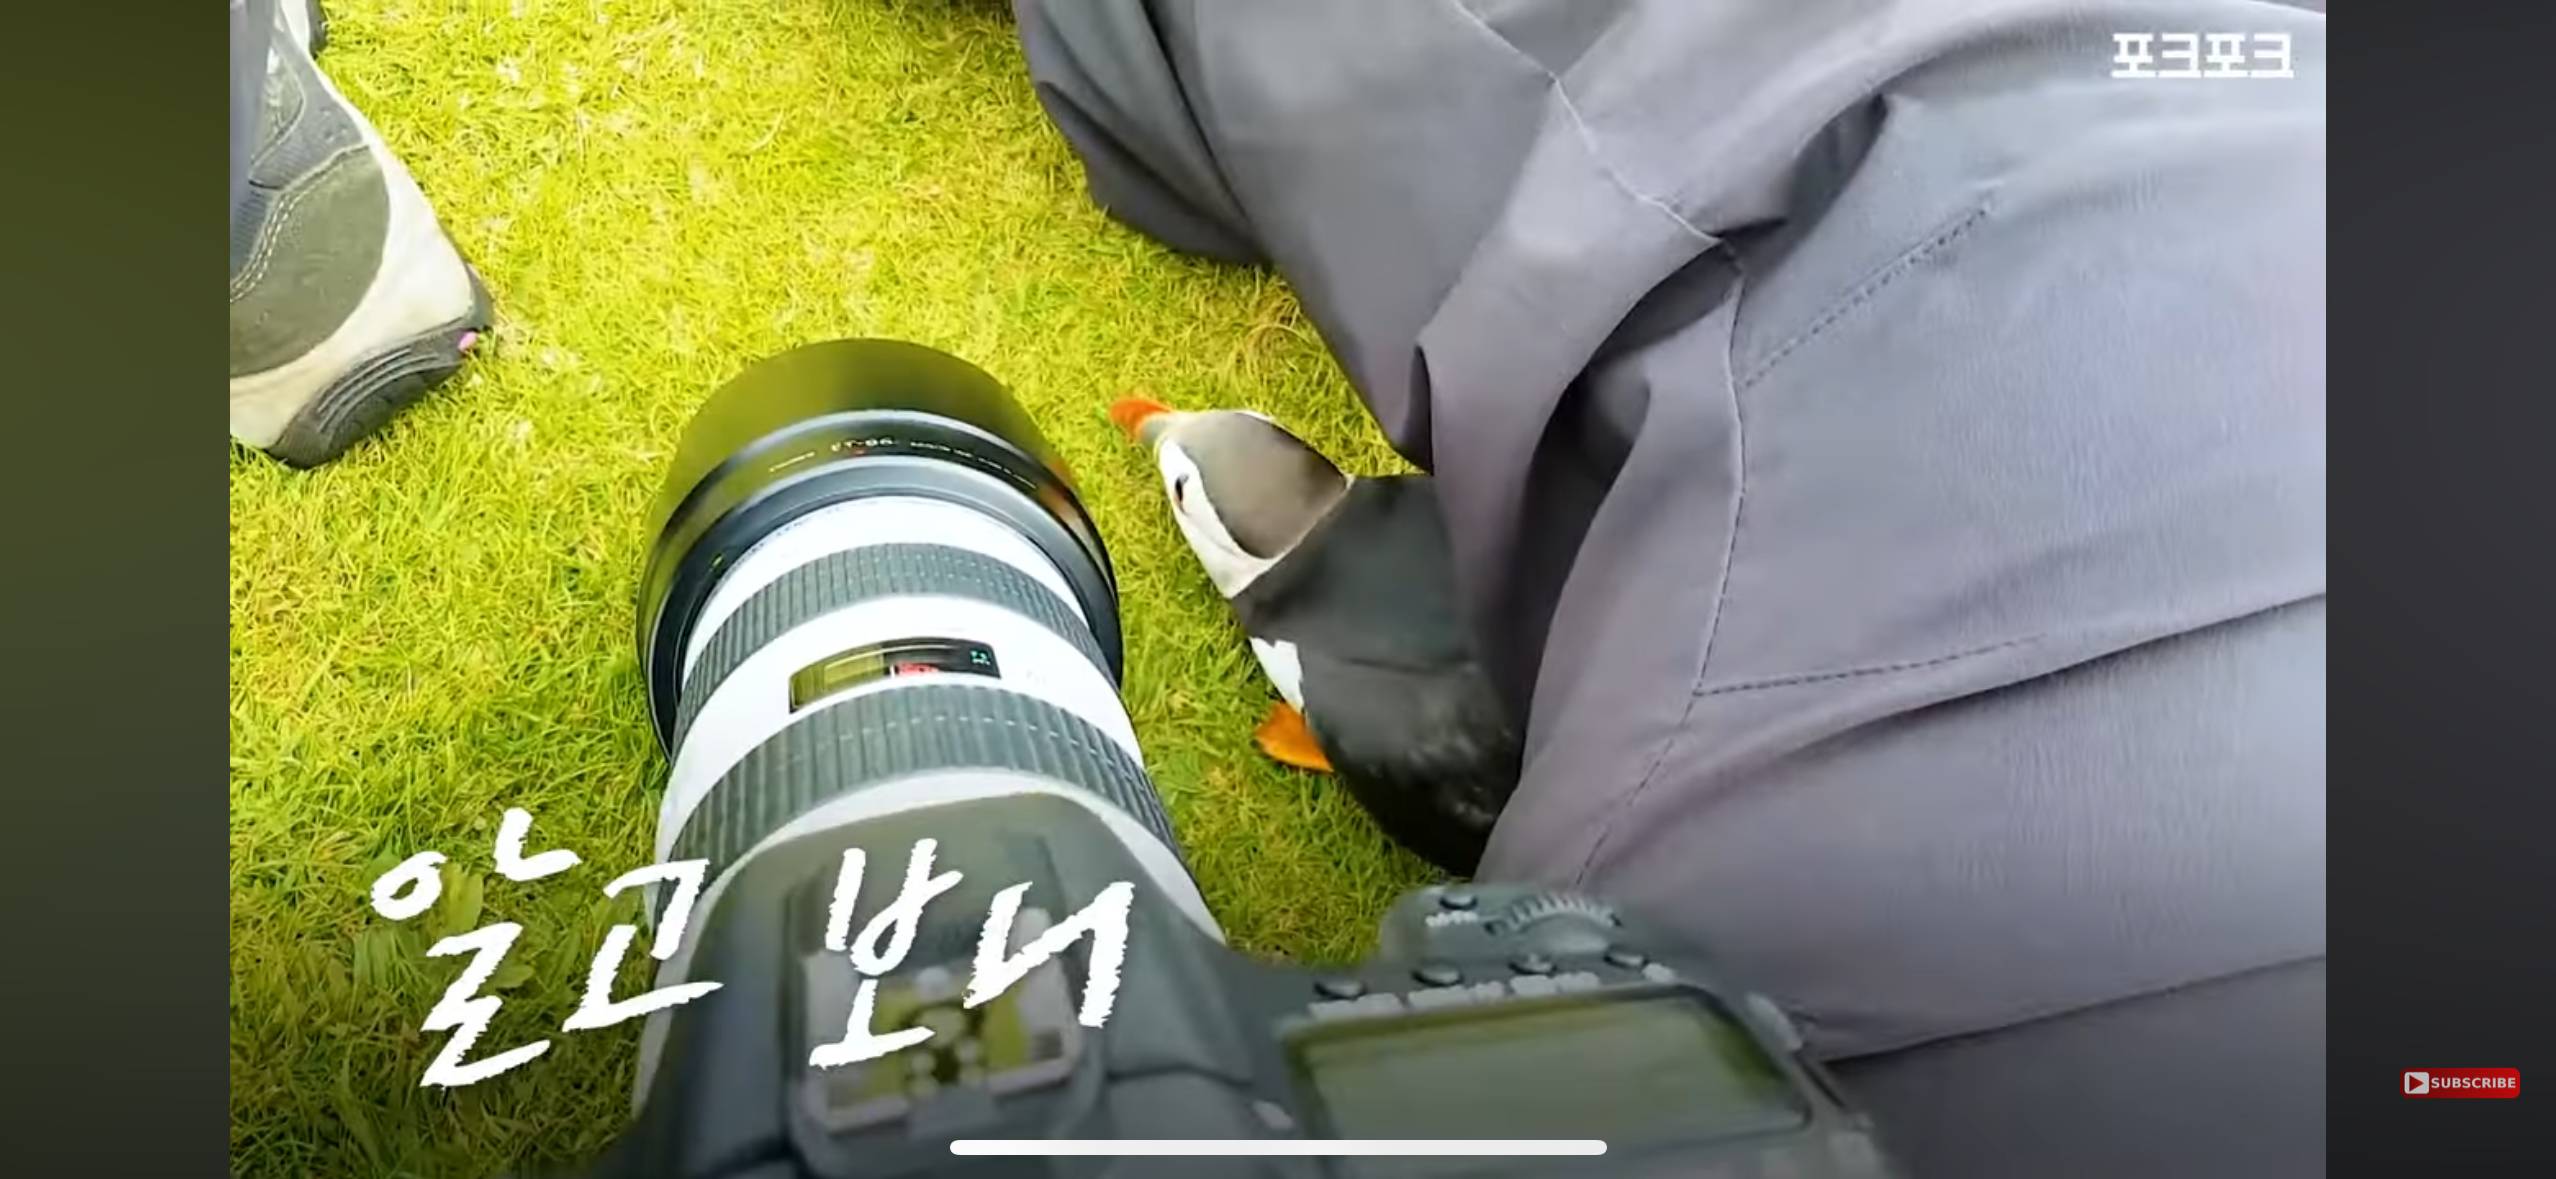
xmin=1154 ymin=437 xmax=1277 ymax=598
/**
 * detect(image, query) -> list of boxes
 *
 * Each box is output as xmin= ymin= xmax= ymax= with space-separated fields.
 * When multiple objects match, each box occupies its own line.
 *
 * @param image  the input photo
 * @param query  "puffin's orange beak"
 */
xmin=1108 ymin=395 xmax=1174 ymax=444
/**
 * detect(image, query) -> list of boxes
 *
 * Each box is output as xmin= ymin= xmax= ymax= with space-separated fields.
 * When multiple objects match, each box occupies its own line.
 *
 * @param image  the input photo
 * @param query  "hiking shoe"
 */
xmin=229 ymin=1 xmax=489 ymax=468
xmin=279 ymin=0 xmax=326 ymax=56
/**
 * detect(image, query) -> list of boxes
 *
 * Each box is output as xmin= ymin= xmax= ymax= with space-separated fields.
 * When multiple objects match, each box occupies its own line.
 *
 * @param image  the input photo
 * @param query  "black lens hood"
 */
xmin=637 ymin=339 xmax=1121 ymax=751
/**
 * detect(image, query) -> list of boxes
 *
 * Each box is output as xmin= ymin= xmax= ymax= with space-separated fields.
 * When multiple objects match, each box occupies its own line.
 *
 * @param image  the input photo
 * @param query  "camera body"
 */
xmin=604 ymin=795 xmax=1886 ymax=1179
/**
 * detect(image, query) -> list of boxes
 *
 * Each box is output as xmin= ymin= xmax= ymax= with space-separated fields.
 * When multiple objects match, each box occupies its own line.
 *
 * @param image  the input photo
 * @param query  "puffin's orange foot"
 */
xmin=1254 ymin=701 xmax=1334 ymax=772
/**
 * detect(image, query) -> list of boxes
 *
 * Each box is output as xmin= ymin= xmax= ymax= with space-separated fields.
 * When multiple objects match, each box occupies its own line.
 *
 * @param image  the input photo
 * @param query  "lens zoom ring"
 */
xmin=671 ymin=681 xmax=1181 ymax=882
xmin=673 ymin=543 xmax=1109 ymax=750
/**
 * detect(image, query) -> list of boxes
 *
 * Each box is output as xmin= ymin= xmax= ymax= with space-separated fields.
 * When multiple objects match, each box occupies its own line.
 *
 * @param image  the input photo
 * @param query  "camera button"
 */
xmin=1413 ymin=962 xmax=1463 ymax=987
xmin=1314 ymin=976 xmax=1367 ymax=1000
xmin=1509 ymin=952 xmax=1555 ymax=976
xmin=1552 ymin=971 xmax=1603 ymax=993
xmin=1407 ymin=987 xmax=1465 ymax=1010
xmin=1352 ymin=993 xmax=1406 ymax=1017
xmin=1603 ymin=946 xmax=1650 ymax=970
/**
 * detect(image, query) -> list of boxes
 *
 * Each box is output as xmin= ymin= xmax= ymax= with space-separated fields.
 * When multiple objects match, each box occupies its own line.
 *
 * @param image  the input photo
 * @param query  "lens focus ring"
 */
xmin=669 ymin=680 xmax=1182 ymax=882
xmin=671 ymin=542 xmax=1111 ymax=751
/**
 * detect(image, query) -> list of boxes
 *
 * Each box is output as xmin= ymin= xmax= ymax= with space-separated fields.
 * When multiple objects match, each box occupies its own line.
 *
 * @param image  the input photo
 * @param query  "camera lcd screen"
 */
xmin=1288 ymin=994 xmax=1805 ymax=1152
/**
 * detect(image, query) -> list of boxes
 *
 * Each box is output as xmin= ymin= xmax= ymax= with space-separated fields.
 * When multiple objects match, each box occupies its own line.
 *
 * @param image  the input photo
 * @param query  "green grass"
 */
xmin=228 ymin=2 xmax=1435 ymax=1173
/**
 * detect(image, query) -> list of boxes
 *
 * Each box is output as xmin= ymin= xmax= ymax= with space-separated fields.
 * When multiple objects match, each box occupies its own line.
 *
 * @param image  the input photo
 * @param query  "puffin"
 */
xmin=1108 ymin=396 xmax=1522 ymax=874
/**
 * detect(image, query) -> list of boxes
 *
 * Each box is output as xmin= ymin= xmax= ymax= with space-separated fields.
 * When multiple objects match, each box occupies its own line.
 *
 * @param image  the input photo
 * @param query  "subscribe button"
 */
xmin=2402 ymin=1069 xmax=2520 ymax=1098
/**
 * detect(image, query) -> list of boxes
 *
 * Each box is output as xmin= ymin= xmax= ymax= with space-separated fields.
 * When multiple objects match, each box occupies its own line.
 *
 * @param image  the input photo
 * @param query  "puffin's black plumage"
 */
xmin=1228 ymin=475 xmax=1522 ymax=873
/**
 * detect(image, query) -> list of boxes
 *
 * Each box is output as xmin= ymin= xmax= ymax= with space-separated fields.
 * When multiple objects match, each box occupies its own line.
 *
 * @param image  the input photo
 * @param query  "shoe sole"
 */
xmin=262 ymin=269 xmax=491 ymax=469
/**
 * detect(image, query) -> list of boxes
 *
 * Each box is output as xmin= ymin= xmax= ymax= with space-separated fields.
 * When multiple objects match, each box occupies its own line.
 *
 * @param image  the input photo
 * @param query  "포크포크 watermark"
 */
xmin=2112 ymin=32 xmax=2295 ymax=80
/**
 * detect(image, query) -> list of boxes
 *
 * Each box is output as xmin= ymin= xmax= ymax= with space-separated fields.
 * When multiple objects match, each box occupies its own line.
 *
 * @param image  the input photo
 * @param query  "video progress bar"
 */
xmin=951 ymin=1140 xmax=1607 ymax=1157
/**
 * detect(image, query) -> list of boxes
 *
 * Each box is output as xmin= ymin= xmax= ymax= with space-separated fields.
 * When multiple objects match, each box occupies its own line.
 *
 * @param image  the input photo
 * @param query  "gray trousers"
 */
xmin=1018 ymin=1 xmax=2326 ymax=1173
